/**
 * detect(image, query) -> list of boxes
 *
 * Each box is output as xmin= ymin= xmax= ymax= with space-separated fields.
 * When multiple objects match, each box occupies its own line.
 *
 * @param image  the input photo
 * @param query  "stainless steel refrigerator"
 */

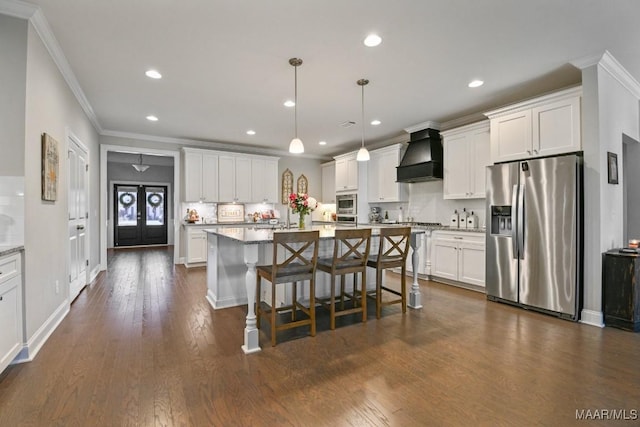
xmin=485 ymin=154 xmax=583 ymax=320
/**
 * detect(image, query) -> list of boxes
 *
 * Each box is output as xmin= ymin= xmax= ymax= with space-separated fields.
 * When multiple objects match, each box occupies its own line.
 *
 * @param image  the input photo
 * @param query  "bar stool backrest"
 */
xmin=271 ymin=230 xmax=320 ymax=281
xmin=376 ymin=227 xmax=411 ymax=266
xmin=331 ymin=228 xmax=372 ymax=270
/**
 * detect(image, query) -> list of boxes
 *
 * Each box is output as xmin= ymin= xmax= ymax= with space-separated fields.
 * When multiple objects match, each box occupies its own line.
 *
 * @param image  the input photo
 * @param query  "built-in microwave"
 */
xmin=336 ymin=194 xmax=357 ymax=215
xmin=336 ymin=214 xmax=357 ymax=225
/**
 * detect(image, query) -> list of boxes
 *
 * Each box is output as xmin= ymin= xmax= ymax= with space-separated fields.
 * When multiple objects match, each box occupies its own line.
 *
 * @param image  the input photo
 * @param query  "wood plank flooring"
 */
xmin=1 ymin=246 xmax=639 ymax=426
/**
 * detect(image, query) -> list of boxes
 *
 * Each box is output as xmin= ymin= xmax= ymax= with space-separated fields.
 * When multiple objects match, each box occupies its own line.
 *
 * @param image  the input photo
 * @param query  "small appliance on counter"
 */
xmin=450 ymin=210 xmax=460 ymax=228
xmin=369 ymin=207 xmax=381 ymax=224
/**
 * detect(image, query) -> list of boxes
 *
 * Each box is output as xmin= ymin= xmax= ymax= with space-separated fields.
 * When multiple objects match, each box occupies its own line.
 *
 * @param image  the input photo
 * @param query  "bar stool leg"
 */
xmin=256 ymin=276 xmax=261 ymax=329
xmin=376 ymin=267 xmax=383 ymax=319
xmin=271 ymin=282 xmax=277 ymax=347
xmin=361 ymin=269 xmax=367 ymax=323
xmin=330 ymin=274 xmax=336 ymax=330
xmin=310 ymin=276 xmax=316 ymax=337
xmin=401 ymin=266 xmax=407 ymax=313
xmin=292 ymin=281 xmax=297 ymax=321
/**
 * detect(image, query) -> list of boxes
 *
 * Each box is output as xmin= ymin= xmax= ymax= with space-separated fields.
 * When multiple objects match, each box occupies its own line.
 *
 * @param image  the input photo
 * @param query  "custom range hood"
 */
xmin=396 ymin=127 xmax=443 ymax=183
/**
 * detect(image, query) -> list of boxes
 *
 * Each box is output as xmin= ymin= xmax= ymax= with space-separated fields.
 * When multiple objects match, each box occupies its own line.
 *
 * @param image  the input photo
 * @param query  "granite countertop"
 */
xmin=182 ymin=221 xmax=285 ymax=227
xmin=205 ymin=224 xmax=425 ymax=244
xmin=367 ymin=222 xmax=486 ymax=233
xmin=0 ymin=245 xmax=25 ymax=257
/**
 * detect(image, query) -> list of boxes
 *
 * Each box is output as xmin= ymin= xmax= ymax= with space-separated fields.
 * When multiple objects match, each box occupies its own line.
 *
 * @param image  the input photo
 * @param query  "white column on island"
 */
xmin=408 ymin=232 xmax=423 ymax=309
xmin=242 ymin=244 xmax=261 ymax=354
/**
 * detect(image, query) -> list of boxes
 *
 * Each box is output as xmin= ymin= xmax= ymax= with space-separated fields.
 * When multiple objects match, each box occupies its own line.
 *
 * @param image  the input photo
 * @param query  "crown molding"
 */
xmin=100 ymin=130 xmax=331 ymax=160
xmin=29 ymin=9 xmax=103 ymax=133
xmin=0 ymin=0 xmax=37 ymax=19
xmin=403 ymin=120 xmax=441 ymax=134
xmin=572 ymin=50 xmax=640 ymax=99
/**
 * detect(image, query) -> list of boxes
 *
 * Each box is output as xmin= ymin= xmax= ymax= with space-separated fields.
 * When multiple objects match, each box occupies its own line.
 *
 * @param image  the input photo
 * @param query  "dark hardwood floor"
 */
xmin=1 ymin=246 xmax=639 ymax=426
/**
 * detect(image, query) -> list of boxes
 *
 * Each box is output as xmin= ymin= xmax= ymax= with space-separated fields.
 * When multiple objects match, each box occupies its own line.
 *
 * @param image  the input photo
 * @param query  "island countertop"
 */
xmin=204 ymin=224 xmax=425 ymax=244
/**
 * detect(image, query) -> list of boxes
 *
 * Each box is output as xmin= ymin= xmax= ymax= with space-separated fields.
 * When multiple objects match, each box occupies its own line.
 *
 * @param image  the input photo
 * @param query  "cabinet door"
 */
xmin=235 ymin=157 xmax=252 ymax=202
xmin=321 ymin=162 xmax=336 ymax=203
xmin=443 ymin=133 xmax=471 ymax=199
xmin=218 ymin=156 xmax=236 ymax=202
xmin=184 ymin=152 xmax=203 ymax=202
xmin=431 ymin=238 xmax=459 ymax=281
xmin=458 ymin=240 xmax=485 ymax=287
xmin=0 ymin=275 xmax=21 ymax=373
xmin=346 ymin=157 xmax=358 ymax=190
xmin=201 ymin=153 xmax=219 ymax=202
xmin=469 ymin=127 xmax=490 ymax=198
xmin=251 ymin=159 xmax=265 ymax=202
xmin=367 ymin=153 xmax=381 ymax=201
xmin=335 ymin=158 xmax=349 ymax=191
xmin=263 ymin=159 xmax=279 ymax=203
xmin=533 ymin=96 xmax=581 ymax=157
xmin=378 ymin=150 xmax=406 ymax=201
xmin=490 ymin=110 xmax=532 ymax=163
xmin=187 ymin=231 xmax=207 ymax=263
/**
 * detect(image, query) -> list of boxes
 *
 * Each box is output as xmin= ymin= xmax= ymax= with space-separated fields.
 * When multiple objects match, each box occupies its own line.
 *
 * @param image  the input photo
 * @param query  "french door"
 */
xmin=114 ymin=184 xmax=168 ymax=247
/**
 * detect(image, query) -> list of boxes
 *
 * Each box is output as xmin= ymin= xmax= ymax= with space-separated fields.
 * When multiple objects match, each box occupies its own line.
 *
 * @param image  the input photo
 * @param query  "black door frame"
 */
xmin=113 ymin=183 xmax=169 ymax=247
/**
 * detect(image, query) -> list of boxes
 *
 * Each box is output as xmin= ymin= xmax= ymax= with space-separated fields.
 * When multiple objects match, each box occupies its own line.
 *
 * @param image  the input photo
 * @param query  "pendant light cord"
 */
xmin=361 ymin=83 xmax=365 ymax=148
xmin=294 ymin=64 xmax=298 ymax=139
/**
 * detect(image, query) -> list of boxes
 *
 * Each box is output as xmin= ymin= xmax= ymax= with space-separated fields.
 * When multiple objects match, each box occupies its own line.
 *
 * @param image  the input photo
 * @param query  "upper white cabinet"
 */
xmin=183 ymin=148 xmax=219 ymax=202
xmin=321 ymin=161 xmax=336 ymax=203
xmin=334 ymin=153 xmax=359 ymax=192
xmin=251 ymin=158 xmax=279 ymax=203
xmin=442 ymin=121 xmax=490 ymax=199
xmin=485 ymin=86 xmax=582 ymax=164
xmin=183 ymin=148 xmax=278 ymax=203
xmin=367 ymin=144 xmax=408 ymax=202
xmin=219 ymin=155 xmax=251 ymax=202
xmin=0 ymin=252 xmax=23 ymax=375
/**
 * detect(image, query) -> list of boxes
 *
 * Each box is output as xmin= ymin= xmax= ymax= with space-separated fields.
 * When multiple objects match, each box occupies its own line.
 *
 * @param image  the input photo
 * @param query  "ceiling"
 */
xmin=24 ymin=0 xmax=640 ymax=158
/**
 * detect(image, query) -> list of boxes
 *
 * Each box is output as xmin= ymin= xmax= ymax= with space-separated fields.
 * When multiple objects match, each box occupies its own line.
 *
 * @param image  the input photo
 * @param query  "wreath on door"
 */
xmin=119 ymin=192 xmax=136 ymax=208
xmin=147 ymin=193 xmax=163 ymax=208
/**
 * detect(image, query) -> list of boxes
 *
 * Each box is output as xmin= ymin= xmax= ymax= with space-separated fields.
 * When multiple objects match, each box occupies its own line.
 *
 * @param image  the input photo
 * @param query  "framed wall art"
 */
xmin=607 ymin=152 xmax=618 ymax=185
xmin=281 ymin=168 xmax=293 ymax=204
xmin=297 ymin=174 xmax=308 ymax=194
xmin=41 ymin=133 xmax=59 ymax=201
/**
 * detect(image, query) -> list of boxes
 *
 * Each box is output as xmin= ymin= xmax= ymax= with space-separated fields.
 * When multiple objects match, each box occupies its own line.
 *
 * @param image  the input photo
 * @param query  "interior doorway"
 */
xmin=623 ymin=133 xmax=640 ymax=243
xmin=114 ymin=184 xmax=168 ymax=247
xmin=68 ymin=132 xmax=89 ymax=301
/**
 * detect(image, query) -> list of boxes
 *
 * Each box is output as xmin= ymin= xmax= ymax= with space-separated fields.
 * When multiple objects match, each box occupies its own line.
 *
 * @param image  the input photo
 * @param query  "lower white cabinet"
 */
xmin=431 ymin=231 xmax=485 ymax=288
xmin=0 ymin=252 xmax=23 ymax=374
xmin=185 ymin=227 xmax=207 ymax=266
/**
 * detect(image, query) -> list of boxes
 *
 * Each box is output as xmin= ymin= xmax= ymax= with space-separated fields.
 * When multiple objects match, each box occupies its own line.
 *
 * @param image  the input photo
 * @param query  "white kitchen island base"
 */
xmin=205 ymin=225 xmax=424 ymax=354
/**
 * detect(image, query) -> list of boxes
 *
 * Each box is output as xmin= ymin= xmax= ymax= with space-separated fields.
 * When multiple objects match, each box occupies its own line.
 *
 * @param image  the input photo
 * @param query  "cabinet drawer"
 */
xmin=0 ymin=254 xmax=20 ymax=284
xmin=0 ymin=274 xmax=22 ymax=373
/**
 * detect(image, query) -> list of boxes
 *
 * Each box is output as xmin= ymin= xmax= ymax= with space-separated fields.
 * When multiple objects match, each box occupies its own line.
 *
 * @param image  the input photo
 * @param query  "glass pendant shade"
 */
xmin=132 ymin=154 xmax=150 ymax=172
xmin=289 ymin=138 xmax=304 ymax=154
xmin=356 ymin=147 xmax=370 ymax=161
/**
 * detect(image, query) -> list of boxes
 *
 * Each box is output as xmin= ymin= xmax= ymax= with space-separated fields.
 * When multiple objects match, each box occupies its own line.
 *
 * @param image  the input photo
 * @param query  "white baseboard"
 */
xmin=206 ymin=289 xmax=247 ymax=310
xmin=12 ymin=299 xmax=70 ymax=364
xmin=89 ymin=265 xmax=101 ymax=283
xmin=580 ymin=309 xmax=604 ymax=328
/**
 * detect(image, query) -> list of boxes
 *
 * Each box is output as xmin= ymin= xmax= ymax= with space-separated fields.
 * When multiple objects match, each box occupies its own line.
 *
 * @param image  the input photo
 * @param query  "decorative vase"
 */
xmin=298 ymin=214 xmax=306 ymax=230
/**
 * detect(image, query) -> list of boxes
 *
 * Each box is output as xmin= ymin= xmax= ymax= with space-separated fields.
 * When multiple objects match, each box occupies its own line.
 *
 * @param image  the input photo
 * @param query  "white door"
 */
xmin=68 ymin=137 xmax=88 ymax=302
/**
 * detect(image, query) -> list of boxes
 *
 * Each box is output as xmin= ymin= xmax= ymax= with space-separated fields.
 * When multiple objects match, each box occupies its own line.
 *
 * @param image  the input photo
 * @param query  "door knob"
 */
xmin=77 ymin=225 xmax=85 ymax=230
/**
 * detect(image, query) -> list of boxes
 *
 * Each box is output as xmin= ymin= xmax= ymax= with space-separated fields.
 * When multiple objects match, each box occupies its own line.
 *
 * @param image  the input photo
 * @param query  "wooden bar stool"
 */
xmin=256 ymin=230 xmax=319 ymax=346
xmin=366 ymin=227 xmax=411 ymax=319
xmin=316 ymin=228 xmax=372 ymax=330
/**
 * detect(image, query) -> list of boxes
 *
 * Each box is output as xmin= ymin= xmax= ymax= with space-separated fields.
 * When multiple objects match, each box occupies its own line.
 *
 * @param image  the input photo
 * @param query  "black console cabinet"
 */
xmin=603 ymin=250 xmax=640 ymax=331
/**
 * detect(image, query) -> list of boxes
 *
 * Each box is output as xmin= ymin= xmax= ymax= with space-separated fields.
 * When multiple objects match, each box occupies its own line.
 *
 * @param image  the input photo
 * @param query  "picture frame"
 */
xmin=297 ymin=174 xmax=308 ymax=195
xmin=281 ymin=168 xmax=293 ymax=204
xmin=41 ymin=133 xmax=59 ymax=201
xmin=607 ymin=152 xmax=618 ymax=185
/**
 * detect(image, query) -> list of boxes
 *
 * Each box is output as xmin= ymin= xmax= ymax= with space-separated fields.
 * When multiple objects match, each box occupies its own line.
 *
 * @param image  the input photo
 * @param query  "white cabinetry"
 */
xmin=183 ymin=148 xmax=219 ymax=202
xmin=368 ymin=144 xmax=408 ymax=202
xmin=0 ymin=252 xmax=23 ymax=374
xmin=485 ymin=87 xmax=581 ymax=164
xmin=185 ymin=226 xmax=207 ymax=266
xmin=335 ymin=153 xmax=358 ymax=192
xmin=442 ymin=121 xmax=490 ymax=199
xmin=251 ymin=158 xmax=278 ymax=203
xmin=431 ymin=231 xmax=485 ymax=288
xmin=219 ymin=155 xmax=252 ymax=202
xmin=321 ymin=161 xmax=336 ymax=203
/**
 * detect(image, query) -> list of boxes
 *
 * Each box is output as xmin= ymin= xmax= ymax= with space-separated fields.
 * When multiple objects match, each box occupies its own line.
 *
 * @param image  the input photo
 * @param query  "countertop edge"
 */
xmin=0 ymin=245 xmax=25 ymax=257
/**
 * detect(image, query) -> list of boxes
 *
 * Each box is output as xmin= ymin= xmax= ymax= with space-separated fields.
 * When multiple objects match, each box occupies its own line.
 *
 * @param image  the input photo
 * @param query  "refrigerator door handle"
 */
xmin=511 ymin=184 xmax=518 ymax=259
xmin=517 ymin=184 xmax=525 ymax=259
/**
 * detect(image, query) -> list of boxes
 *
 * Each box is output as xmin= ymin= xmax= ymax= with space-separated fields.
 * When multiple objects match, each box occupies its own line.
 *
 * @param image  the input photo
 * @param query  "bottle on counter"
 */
xmin=398 ymin=207 xmax=404 ymax=223
xmin=462 ymin=208 xmax=469 ymax=229
xmin=467 ymin=211 xmax=478 ymax=229
xmin=450 ymin=210 xmax=459 ymax=228
xmin=385 ymin=210 xmax=389 ymax=220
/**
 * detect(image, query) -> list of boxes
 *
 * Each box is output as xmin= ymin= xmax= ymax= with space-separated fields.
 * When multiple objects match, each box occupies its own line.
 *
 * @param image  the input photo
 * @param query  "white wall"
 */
xmin=276 ymin=155 xmax=324 ymax=223
xmin=24 ymin=22 xmax=100 ymax=341
xmin=581 ymin=55 xmax=640 ymax=325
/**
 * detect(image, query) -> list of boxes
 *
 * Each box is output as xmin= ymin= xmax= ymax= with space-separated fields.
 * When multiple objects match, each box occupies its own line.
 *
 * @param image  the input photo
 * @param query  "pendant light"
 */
xmin=132 ymin=153 xmax=150 ymax=172
xmin=356 ymin=78 xmax=370 ymax=161
xmin=288 ymin=58 xmax=304 ymax=154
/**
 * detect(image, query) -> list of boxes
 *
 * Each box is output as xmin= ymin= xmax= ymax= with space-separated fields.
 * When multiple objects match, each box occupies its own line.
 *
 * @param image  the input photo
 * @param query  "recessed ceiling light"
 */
xmin=468 ymin=79 xmax=484 ymax=88
xmin=145 ymin=69 xmax=162 ymax=79
xmin=319 ymin=141 xmax=327 ymax=145
xmin=146 ymin=115 xmax=158 ymax=121
xmin=246 ymin=130 xmax=256 ymax=135
xmin=284 ymin=100 xmax=295 ymax=107
xmin=364 ymin=34 xmax=382 ymax=47
xmin=371 ymin=120 xmax=381 ymax=126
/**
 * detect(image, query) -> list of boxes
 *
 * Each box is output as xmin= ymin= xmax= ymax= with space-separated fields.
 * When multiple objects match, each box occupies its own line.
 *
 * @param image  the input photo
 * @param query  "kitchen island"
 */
xmin=204 ymin=224 xmax=425 ymax=354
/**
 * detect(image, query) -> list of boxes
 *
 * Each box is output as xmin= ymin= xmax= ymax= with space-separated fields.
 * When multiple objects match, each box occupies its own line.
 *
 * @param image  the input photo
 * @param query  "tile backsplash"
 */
xmin=0 ymin=176 xmax=25 ymax=245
